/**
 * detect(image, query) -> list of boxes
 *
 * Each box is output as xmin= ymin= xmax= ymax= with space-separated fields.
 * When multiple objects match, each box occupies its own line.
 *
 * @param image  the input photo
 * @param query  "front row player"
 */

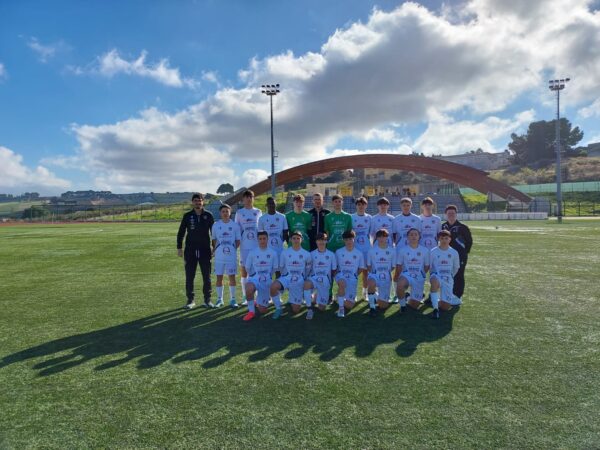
xmin=242 ymin=231 xmax=279 ymax=321
xmin=303 ymin=233 xmax=337 ymax=320
xmin=395 ymin=228 xmax=430 ymax=312
xmin=366 ymin=228 xmax=396 ymax=317
xmin=429 ymin=229 xmax=460 ymax=319
xmin=269 ymin=231 xmax=312 ymax=319
xmin=335 ymin=230 xmax=366 ymax=318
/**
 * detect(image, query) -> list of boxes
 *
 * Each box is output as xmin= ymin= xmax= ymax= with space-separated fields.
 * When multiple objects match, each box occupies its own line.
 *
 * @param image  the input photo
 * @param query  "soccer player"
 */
xmin=177 ymin=193 xmax=214 ymax=309
xmin=211 ymin=204 xmax=241 ymax=308
xmin=308 ymin=192 xmax=330 ymax=251
xmin=395 ymin=228 xmax=430 ymax=312
xmin=235 ymin=190 xmax=262 ymax=303
xmin=393 ymin=197 xmax=422 ymax=248
xmin=442 ymin=204 xmax=473 ymax=303
xmin=325 ymin=194 xmax=353 ymax=253
xmin=258 ymin=196 xmax=288 ymax=261
xmin=419 ymin=197 xmax=442 ymax=250
xmin=429 ymin=230 xmax=460 ymax=319
xmin=270 ymin=231 xmax=312 ymax=318
xmin=366 ymin=229 xmax=396 ymax=317
xmin=304 ymin=232 xmax=337 ymax=320
xmin=242 ymin=231 xmax=279 ymax=321
xmin=335 ymin=230 xmax=366 ymax=318
xmin=370 ymin=197 xmax=395 ymax=248
xmin=285 ymin=194 xmax=312 ymax=252
xmin=351 ymin=196 xmax=372 ymax=300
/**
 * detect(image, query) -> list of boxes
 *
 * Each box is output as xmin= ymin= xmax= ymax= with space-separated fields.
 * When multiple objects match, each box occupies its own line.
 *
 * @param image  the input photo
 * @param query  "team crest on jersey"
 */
xmin=299 ymin=254 xmax=304 ymax=259
xmin=417 ymin=252 xmax=421 ymax=256
xmin=228 ymin=226 xmax=232 ymax=231
xmin=442 ymin=259 xmax=448 ymax=264
xmin=353 ymin=255 xmax=357 ymax=259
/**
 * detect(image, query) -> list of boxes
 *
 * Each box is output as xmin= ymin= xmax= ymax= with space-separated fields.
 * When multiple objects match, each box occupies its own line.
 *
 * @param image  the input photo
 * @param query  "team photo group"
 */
xmin=177 ymin=190 xmax=472 ymax=321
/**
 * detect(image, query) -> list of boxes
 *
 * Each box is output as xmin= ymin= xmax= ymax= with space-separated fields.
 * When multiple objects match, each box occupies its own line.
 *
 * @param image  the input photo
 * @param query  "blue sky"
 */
xmin=1 ymin=0 xmax=599 ymax=195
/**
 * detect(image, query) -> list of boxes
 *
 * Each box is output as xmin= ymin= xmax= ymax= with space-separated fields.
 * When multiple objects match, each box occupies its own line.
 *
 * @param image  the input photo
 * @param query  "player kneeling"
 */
xmin=395 ymin=228 xmax=430 ymax=312
xmin=366 ymin=229 xmax=396 ymax=317
xmin=269 ymin=231 xmax=312 ymax=319
xmin=304 ymin=233 xmax=337 ymax=320
xmin=242 ymin=231 xmax=279 ymax=321
xmin=429 ymin=230 xmax=460 ymax=319
xmin=335 ymin=230 xmax=366 ymax=318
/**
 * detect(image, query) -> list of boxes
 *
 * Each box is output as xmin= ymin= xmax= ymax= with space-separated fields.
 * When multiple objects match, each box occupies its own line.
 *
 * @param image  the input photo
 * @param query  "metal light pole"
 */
xmin=261 ymin=84 xmax=280 ymax=198
xmin=548 ymin=78 xmax=570 ymax=223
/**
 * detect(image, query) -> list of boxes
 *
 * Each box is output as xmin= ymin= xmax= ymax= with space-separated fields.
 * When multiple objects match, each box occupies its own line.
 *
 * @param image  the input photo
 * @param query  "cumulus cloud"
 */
xmin=0 ymin=146 xmax=71 ymax=194
xmin=64 ymin=0 xmax=600 ymax=192
xmin=241 ymin=169 xmax=270 ymax=187
xmin=578 ymin=97 xmax=600 ymax=118
xmin=94 ymin=49 xmax=198 ymax=88
xmin=26 ymin=37 xmax=68 ymax=63
xmin=0 ymin=63 xmax=6 ymax=80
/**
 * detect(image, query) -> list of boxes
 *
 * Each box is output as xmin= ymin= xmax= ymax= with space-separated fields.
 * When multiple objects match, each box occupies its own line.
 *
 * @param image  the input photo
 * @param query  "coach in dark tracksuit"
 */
xmin=177 ymin=193 xmax=214 ymax=309
xmin=308 ymin=192 xmax=331 ymax=251
xmin=442 ymin=204 xmax=473 ymax=301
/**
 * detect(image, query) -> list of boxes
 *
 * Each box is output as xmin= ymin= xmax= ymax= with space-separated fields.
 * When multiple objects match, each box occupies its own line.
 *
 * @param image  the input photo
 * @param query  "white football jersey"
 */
xmin=280 ymin=247 xmax=312 ymax=277
xmin=393 ymin=213 xmax=422 ymax=247
xmin=367 ymin=245 xmax=396 ymax=274
xmin=258 ymin=212 xmax=288 ymax=253
xmin=397 ymin=244 xmax=430 ymax=276
xmin=235 ymin=207 xmax=262 ymax=250
xmin=245 ymin=247 xmax=279 ymax=276
xmin=310 ymin=249 xmax=337 ymax=277
xmin=420 ymin=214 xmax=441 ymax=250
xmin=430 ymin=246 xmax=460 ymax=277
xmin=211 ymin=220 xmax=241 ymax=264
xmin=370 ymin=213 xmax=395 ymax=247
xmin=336 ymin=247 xmax=366 ymax=276
xmin=351 ymin=213 xmax=372 ymax=250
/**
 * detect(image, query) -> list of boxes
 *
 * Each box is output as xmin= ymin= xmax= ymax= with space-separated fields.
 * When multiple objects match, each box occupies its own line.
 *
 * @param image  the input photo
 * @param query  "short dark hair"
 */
xmin=375 ymin=228 xmax=389 ymax=238
xmin=219 ymin=203 xmax=231 ymax=211
xmin=342 ymin=230 xmax=356 ymax=239
xmin=400 ymin=197 xmax=412 ymax=204
xmin=421 ymin=197 xmax=434 ymax=205
xmin=266 ymin=196 xmax=275 ymax=204
xmin=242 ymin=190 xmax=254 ymax=198
xmin=192 ymin=192 xmax=203 ymax=200
xmin=293 ymin=194 xmax=305 ymax=202
xmin=316 ymin=232 xmax=328 ymax=241
xmin=445 ymin=204 xmax=458 ymax=213
xmin=332 ymin=194 xmax=343 ymax=202
xmin=355 ymin=197 xmax=367 ymax=205
xmin=376 ymin=197 xmax=390 ymax=206
xmin=290 ymin=230 xmax=303 ymax=238
xmin=407 ymin=227 xmax=421 ymax=238
xmin=257 ymin=230 xmax=268 ymax=238
xmin=438 ymin=230 xmax=451 ymax=238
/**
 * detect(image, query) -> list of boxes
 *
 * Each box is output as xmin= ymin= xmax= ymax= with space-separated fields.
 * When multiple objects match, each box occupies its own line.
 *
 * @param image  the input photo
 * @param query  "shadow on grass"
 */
xmin=0 ymin=303 xmax=457 ymax=376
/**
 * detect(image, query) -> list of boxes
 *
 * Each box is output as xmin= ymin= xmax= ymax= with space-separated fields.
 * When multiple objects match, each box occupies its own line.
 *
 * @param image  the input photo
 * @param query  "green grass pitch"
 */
xmin=1 ymin=221 xmax=599 ymax=448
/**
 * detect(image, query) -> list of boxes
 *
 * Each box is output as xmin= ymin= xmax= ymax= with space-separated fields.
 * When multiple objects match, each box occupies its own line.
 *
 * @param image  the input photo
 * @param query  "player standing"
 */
xmin=351 ymin=196 xmax=372 ymax=301
xmin=269 ymin=231 xmax=312 ymax=318
xmin=370 ymin=197 xmax=395 ymax=247
xmin=366 ymin=229 xmax=396 ymax=317
xmin=304 ymin=232 xmax=337 ymax=320
xmin=242 ymin=231 xmax=279 ymax=321
xmin=235 ymin=190 xmax=262 ymax=304
xmin=335 ymin=230 xmax=366 ymax=318
xmin=211 ymin=204 xmax=241 ymax=308
xmin=285 ymin=194 xmax=312 ymax=252
xmin=429 ymin=230 xmax=460 ymax=319
xmin=308 ymin=192 xmax=330 ymax=251
xmin=419 ymin=197 xmax=442 ymax=250
xmin=258 ymin=196 xmax=288 ymax=274
xmin=441 ymin=205 xmax=472 ymax=303
xmin=395 ymin=228 xmax=430 ymax=312
xmin=393 ymin=197 xmax=422 ymax=248
xmin=324 ymin=194 xmax=353 ymax=253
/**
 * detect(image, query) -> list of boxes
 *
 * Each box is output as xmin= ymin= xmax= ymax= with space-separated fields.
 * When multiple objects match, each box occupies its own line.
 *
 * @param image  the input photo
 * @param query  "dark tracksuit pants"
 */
xmin=185 ymin=248 xmax=212 ymax=302
xmin=454 ymin=256 xmax=467 ymax=298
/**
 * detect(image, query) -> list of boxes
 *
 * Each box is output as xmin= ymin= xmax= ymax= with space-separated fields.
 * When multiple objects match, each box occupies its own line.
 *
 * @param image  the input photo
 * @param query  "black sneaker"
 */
xmin=431 ymin=308 xmax=440 ymax=320
xmin=369 ymin=307 xmax=378 ymax=317
xmin=400 ymin=305 xmax=407 ymax=313
xmin=423 ymin=295 xmax=432 ymax=307
xmin=203 ymin=301 xmax=215 ymax=309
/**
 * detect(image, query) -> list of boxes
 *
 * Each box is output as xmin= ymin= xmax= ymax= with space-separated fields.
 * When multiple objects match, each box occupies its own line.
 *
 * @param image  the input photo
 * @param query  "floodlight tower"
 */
xmin=261 ymin=84 xmax=280 ymax=198
xmin=548 ymin=78 xmax=570 ymax=223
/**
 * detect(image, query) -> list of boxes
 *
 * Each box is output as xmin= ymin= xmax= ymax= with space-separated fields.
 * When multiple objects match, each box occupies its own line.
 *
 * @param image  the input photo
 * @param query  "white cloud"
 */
xmin=0 ymin=146 xmax=71 ymax=194
xmin=0 ymin=63 xmax=6 ymax=80
xmin=414 ymin=110 xmax=536 ymax=155
xmin=95 ymin=49 xmax=198 ymax=88
xmin=62 ymin=0 xmax=600 ymax=192
xmin=578 ymin=97 xmax=600 ymax=118
xmin=26 ymin=37 xmax=67 ymax=63
xmin=240 ymin=169 xmax=270 ymax=188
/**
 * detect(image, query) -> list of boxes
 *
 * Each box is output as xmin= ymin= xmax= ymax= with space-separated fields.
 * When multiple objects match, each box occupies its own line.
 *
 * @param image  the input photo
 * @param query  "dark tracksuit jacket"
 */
xmin=308 ymin=207 xmax=331 ymax=251
xmin=177 ymin=209 xmax=214 ymax=302
xmin=442 ymin=220 xmax=473 ymax=298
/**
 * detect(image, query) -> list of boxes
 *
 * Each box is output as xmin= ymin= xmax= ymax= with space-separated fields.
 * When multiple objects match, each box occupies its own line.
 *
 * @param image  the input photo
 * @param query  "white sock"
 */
xmin=400 ymin=296 xmax=407 ymax=307
xmin=229 ymin=286 xmax=236 ymax=301
xmin=241 ymin=277 xmax=247 ymax=296
xmin=368 ymin=293 xmax=377 ymax=309
xmin=247 ymin=299 xmax=255 ymax=314
xmin=273 ymin=293 xmax=281 ymax=309
xmin=392 ymin=281 xmax=397 ymax=297
xmin=362 ymin=288 xmax=368 ymax=298
xmin=216 ymin=286 xmax=223 ymax=301
xmin=337 ymin=296 xmax=345 ymax=311
xmin=431 ymin=291 xmax=440 ymax=310
xmin=304 ymin=290 xmax=312 ymax=308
